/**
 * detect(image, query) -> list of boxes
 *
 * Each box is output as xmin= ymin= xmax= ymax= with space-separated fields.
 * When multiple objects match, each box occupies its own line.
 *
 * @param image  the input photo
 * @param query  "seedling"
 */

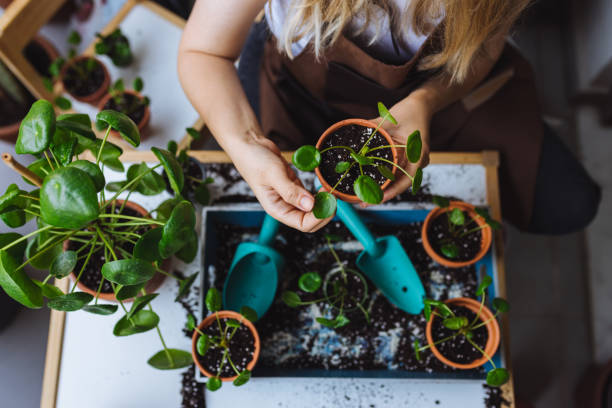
xmin=188 ymin=288 xmax=258 ymax=391
xmin=95 ymin=28 xmax=133 ymax=67
xmin=292 ymin=102 xmax=424 ymax=218
xmin=412 ymin=276 xmax=510 ymax=387
xmin=431 ymin=196 xmax=501 ymax=259
xmin=0 ymin=100 xmax=199 ymax=372
xmin=281 ymin=234 xmax=369 ymax=328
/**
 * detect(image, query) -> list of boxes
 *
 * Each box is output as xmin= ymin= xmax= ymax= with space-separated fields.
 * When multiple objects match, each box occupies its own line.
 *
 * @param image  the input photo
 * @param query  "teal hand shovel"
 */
xmin=223 ymin=214 xmax=283 ymax=319
xmin=336 ymin=199 xmax=425 ymax=314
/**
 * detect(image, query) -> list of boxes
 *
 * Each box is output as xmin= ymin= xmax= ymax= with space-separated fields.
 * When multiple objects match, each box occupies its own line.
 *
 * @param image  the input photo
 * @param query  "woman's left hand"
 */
xmin=366 ymin=96 xmax=432 ymax=206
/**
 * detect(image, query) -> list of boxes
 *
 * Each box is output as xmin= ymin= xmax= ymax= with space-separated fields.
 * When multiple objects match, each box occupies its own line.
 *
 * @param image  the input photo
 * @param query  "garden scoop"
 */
xmin=223 ymin=214 xmax=284 ymax=319
xmin=336 ymin=198 xmax=425 ymax=314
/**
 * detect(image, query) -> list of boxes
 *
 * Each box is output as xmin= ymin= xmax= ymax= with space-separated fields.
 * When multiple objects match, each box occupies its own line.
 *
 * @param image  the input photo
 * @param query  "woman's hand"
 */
xmin=230 ymin=134 xmax=333 ymax=232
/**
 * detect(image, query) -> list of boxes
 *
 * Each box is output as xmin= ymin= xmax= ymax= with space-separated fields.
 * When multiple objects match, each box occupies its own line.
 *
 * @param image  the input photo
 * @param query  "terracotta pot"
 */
xmin=192 ymin=310 xmax=261 ymax=382
xmin=65 ymin=200 xmax=166 ymax=302
xmin=425 ymin=297 xmax=500 ymax=370
xmin=314 ymin=118 xmax=398 ymax=204
xmin=97 ymin=90 xmax=150 ymax=139
xmin=421 ymin=201 xmax=493 ymax=268
xmin=59 ymin=56 xmax=110 ymax=104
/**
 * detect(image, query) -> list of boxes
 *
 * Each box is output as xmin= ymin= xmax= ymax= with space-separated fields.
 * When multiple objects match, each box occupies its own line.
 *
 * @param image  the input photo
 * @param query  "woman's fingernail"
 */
xmin=300 ymin=196 xmax=314 ymax=211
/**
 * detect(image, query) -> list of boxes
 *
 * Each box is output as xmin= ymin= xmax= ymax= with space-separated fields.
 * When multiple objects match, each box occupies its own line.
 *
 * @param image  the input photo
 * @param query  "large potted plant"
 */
xmin=0 ymin=100 xmax=198 ymax=370
xmin=291 ymin=102 xmax=424 ymax=218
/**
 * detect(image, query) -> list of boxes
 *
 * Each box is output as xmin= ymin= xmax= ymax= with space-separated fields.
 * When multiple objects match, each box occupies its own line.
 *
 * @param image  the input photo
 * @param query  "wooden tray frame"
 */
xmin=40 ymin=150 xmax=515 ymax=408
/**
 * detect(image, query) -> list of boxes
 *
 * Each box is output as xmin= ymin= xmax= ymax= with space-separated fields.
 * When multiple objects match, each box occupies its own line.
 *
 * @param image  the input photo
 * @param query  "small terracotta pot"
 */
xmin=421 ymin=201 xmax=493 ymax=268
xmin=425 ymin=297 xmax=500 ymax=370
xmin=314 ymin=118 xmax=398 ymax=204
xmin=59 ymin=56 xmax=110 ymax=104
xmin=192 ymin=310 xmax=261 ymax=382
xmin=97 ymin=90 xmax=150 ymax=139
xmin=65 ymin=200 xmax=166 ymax=302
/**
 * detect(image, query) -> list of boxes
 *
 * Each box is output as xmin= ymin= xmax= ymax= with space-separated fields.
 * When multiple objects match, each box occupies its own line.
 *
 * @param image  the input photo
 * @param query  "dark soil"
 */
xmin=67 ymin=205 xmax=149 ymax=294
xmin=164 ymin=157 xmax=204 ymax=200
xmin=427 ymin=211 xmax=483 ymax=262
xmin=62 ymin=58 xmax=106 ymax=97
xmin=103 ymin=92 xmax=146 ymax=126
xmin=321 ymin=268 xmax=367 ymax=311
xmin=23 ymin=40 xmax=54 ymax=77
xmin=195 ymin=318 xmax=256 ymax=378
xmin=181 ymin=365 xmax=206 ymax=408
xmin=319 ymin=124 xmax=393 ymax=195
xmin=430 ymin=305 xmax=488 ymax=364
xmin=484 ymin=384 xmax=511 ymax=408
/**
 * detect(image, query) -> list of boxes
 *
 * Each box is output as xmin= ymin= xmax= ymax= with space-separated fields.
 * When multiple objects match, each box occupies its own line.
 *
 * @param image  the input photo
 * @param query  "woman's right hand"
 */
xmin=230 ymin=135 xmax=333 ymax=233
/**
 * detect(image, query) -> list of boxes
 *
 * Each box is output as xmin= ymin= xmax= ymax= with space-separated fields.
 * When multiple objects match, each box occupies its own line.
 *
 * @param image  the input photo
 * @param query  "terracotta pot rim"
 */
xmin=314 ymin=118 xmax=398 ymax=204
xmin=97 ymin=90 xmax=150 ymax=138
xmin=191 ymin=310 xmax=261 ymax=382
xmin=60 ymin=56 xmax=110 ymax=104
xmin=421 ymin=201 xmax=492 ymax=268
xmin=425 ymin=297 xmax=501 ymax=369
xmin=66 ymin=199 xmax=165 ymax=302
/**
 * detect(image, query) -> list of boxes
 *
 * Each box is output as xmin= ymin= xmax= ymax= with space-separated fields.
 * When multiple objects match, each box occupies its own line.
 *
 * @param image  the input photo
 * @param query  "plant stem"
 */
xmin=320 ymin=145 xmax=356 ymax=155
xmin=18 ymin=194 xmax=39 ymax=201
xmin=101 ymin=164 xmax=162 ymax=211
xmin=227 ymin=355 xmax=241 ymax=376
xmin=216 ymin=349 xmax=229 ymax=377
xmin=0 ymin=225 xmax=54 ymax=251
xmin=471 ymin=312 xmax=500 ymax=330
xmin=469 ymin=293 xmax=486 ymax=328
xmin=71 ymin=235 xmax=98 ymax=292
xmin=369 ymin=157 xmax=414 ymax=180
xmin=98 ymin=214 xmax=164 ymax=225
xmin=96 ymin=226 xmax=117 ymax=261
xmin=42 ymin=274 xmax=52 ymax=285
xmin=43 ymin=151 xmax=55 ymax=171
xmin=330 ymin=162 xmax=356 ymax=193
xmin=96 ymin=126 xmax=112 ymax=165
xmin=466 ymin=335 xmax=496 ymax=369
xmin=366 ymin=145 xmax=405 ymax=153
xmin=48 ymin=149 xmax=60 ymax=168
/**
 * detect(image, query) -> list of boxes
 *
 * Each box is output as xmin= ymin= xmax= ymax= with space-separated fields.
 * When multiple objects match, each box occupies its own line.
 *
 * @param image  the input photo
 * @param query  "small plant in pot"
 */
xmin=94 ymin=28 xmax=133 ymax=67
xmin=291 ymin=102 xmax=424 ymax=219
xmin=412 ymin=275 xmax=510 ymax=387
xmin=190 ymin=288 xmax=260 ymax=391
xmin=98 ymin=78 xmax=150 ymax=138
xmin=422 ymin=196 xmax=500 ymax=268
xmin=281 ymin=234 xmax=370 ymax=329
xmin=0 ymin=99 xmax=199 ymax=370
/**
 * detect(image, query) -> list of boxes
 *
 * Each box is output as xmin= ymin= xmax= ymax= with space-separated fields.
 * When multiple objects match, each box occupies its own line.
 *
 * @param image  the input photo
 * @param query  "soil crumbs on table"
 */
xmin=484 ymin=384 xmax=511 ymax=408
xmin=431 ymin=305 xmax=488 ymax=364
xmin=427 ymin=210 xmax=483 ymax=261
xmin=319 ymin=124 xmax=392 ymax=195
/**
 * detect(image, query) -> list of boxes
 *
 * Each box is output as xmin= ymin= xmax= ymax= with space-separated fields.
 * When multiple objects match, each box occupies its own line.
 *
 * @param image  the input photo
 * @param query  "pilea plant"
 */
xmin=0 ymin=99 xmax=199 ymax=371
xmin=281 ymin=234 xmax=369 ymax=329
xmin=431 ymin=196 xmax=501 ymax=259
xmin=292 ymin=102 xmax=423 ymax=218
xmin=189 ymin=288 xmax=258 ymax=391
xmin=94 ymin=28 xmax=133 ymax=67
xmin=412 ymin=276 xmax=510 ymax=387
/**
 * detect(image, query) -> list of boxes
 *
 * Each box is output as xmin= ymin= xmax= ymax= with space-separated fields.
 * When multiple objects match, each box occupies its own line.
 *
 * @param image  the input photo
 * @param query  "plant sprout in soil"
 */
xmin=0 ymin=99 xmax=200 ymax=372
xmin=100 ymin=77 xmax=150 ymax=124
xmin=189 ymin=288 xmax=257 ymax=391
xmin=413 ymin=276 xmax=510 ymax=387
xmin=95 ymin=28 xmax=133 ymax=67
xmin=292 ymin=102 xmax=424 ymax=219
xmin=432 ymin=196 xmax=501 ymax=259
xmin=281 ymin=234 xmax=369 ymax=329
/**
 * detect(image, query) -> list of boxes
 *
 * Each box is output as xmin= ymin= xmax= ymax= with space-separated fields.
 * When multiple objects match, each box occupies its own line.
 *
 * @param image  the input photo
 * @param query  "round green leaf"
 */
xmin=354 ymin=175 xmax=383 ymax=204
xmin=40 ymin=167 xmax=100 ymax=229
xmin=0 ymin=245 xmax=43 ymax=309
xmin=476 ymin=275 xmax=493 ymax=296
xmin=411 ymin=168 xmax=423 ymax=195
xmin=350 ymin=152 xmax=373 ymax=166
xmin=281 ymin=291 xmax=301 ymax=308
xmin=56 ymin=113 xmax=96 ymax=140
xmin=24 ymin=160 xmax=52 ymax=186
xmin=127 ymin=293 xmax=158 ymax=319
xmin=313 ymin=191 xmax=336 ymax=219
xmin=233 ymin=370 xmax=251 ymax=387
xmin=47 ymin=292 xmax=93 ymax=311
xmin=493 ymin=297 xmax=509 ymax=313
xmin=33 ymin=280 xmax=64 ymax=299
xmin=486 ymin=368 xmax=510 ymax=387
xmin=225 ymin=319 xmax=241 ymax=328
xmin=405 ymin=130 xmax=422 ymax=163
xmin=105 ymin=181 xmax=126 ymax=192
xmin=50 ymin=250 xmax=77 ymax=278
xmin=197 ymin=334 xmax=210 ymax=356
xmin=413 ymin=339 xmax=422 ymax=361
xmin=207 ymin=377 xmax=222 ymax=391
xmin=159 ymin=201 xmax=196 ymax=259
xmin=54 ymin=96 xmax=72 ymax=110
xmin=186 ymin=127 xmax=201 ymax=140
xmin=101 ymin=259 xmax=156 ymax=286
xmin=335 ymin=161 xmax=351 ymax=173
xmin=175 ymin=272 xmax=198 ymax=301
xmin=205 ymin=288 xmax=221 ymax=312
xmin=186 ymin=314 xmax=196 ymax=331
xmin=377 ymin=102 xmax=398 ymax=125
xmin=148 ymin=349 xmax=192 ymax=370
xmin=133 ymin=77 xmax=144 ymax=92
xmin=377 ymin=165 xmax=395 ymax=181
xmin=127 ymin=162 xmax=165 ymax=196
xmin=440 ymin=243 xmax=459 ymax=259
xmin=175 ymin=229 xmax=199 ymax=264
xmin=96 ymin=110 xmax=140 ymax=147
xmin=298 ymin=272 xmax=322 ymax=293
xmin=240 ymin=305 xmax=258 ymax=322
xmin=155 ymin=198 xmax=180 ymax=222
xmin=15 ymin=100 xmax=56 ymax=154
xmin=194 ymin=183 xmax=210 ymax=206
xmin=82 ymin=304 xmax=118 ymax=315
xmin=442 ymin=316 xmax=468 ymax=330
xmin=432 ymin=195 xmax=450 ymax=208
xmin=151 ymin=147 xmax=184 ymax=195
xmin=133 ymin=228 xmax=163 ymax=263
xmin=449 ymin=208 xmax=465 ymax=226
xmin=68 ymin=160 xmax=106 ymax=192
xmin=292 ymin=145 xmax=320 ymax=171
xmin=115 ymin=283 xmax=144 ymax=301
xmin=113 ymin=310 xmax=159 ymax=336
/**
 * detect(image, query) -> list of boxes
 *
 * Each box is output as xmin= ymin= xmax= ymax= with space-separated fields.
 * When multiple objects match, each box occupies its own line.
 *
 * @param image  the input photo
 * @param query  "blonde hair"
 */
xmin=273 ymin=0 xmax=530 ymax=83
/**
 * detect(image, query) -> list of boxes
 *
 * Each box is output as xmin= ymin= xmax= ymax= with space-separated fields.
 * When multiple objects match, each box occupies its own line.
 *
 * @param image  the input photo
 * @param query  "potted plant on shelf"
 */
xmin=281 ymin=234 xmax=370 ymax=329
xmin=422 ymin=196 xmax=500 ymax=268
xmin=292 ymin=102 xmax=424 ymax=218
xmin=98 ymin=78 xmax=150 ymax=138
xmin=0 ymin=99 xmax=198 ymax=370
xmin=190 ymin=288 xmax=260 ymax=391
xmin=94 ymin=28 xmax=133 ymax=67
xmin=412 ymin=275 xmax=510 ymax=387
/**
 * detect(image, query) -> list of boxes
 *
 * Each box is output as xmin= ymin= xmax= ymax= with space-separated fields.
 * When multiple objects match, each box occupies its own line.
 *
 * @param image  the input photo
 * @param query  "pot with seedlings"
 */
xmin=422 ymin=196 xmax=500 ymax=268
xmin=94 ymin=28 xmax=133 ymax=67
xmin=0 ymin=99 xmax=200 ymax=371
xmin=292 ymin=102 xmax=424 ymax=218
xmin=190 ymin=288 xmax=260 ymax=391
xmin=412 ymin=275 xmax=510 ymax=387
xmin=281 ymin=234 xmax=370 ymax=329
xmin=98 ymin=78 xmax=150 ymax=138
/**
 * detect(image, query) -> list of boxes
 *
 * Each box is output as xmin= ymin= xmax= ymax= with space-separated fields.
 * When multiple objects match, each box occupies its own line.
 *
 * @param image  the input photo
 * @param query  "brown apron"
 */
xmin=259 ymin=30 xmax=544 ymax=229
